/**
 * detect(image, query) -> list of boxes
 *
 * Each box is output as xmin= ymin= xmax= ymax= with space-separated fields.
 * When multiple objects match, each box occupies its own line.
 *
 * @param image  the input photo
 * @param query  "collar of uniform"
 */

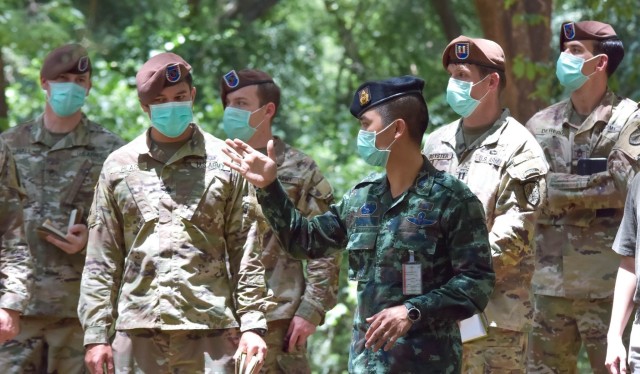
xmin=412 ymin=155 xmax=436 ymax=195
xmin=565 ymin=89 xmax=617 ymax=134
xmin=140 ymin=124 xmax=206 ymax=161
xmin=476 ymin=108 xmax=511 ymax=146
xmin=31 ymin=113 xmax=91 ymax=149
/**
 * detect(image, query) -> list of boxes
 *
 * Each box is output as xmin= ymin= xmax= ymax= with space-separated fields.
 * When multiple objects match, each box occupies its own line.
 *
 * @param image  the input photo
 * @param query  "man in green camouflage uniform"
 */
xmin=220 ymin=69 xmax=340 ymax=374
xmin=223 ymin=76 xmax=495 ymax=373
xmin=79 ymin=52 xmax=271 ymax=374
xmin=0 ymin=44 xmax=124 ymax=373
xmin=526 ymin=21 xmax=640 ymax=373
xmin=423 ymin=36 xmax=548 ymax=373
xmin=0 ymin=138 xmax=32 ymax=344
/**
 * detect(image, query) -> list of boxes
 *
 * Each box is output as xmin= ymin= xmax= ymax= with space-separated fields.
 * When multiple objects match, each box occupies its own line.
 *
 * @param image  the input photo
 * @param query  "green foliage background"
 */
xmin=2 ymin=0 xmax=640 ymax=372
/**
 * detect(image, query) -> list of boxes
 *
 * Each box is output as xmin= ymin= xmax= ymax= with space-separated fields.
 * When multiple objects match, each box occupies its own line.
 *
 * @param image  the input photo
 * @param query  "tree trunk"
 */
xmin=474 ymin=0 xmax=552 ymax=123
xmin=0 ymin=53 xmax=7 ymax=132
xmin=429 ymin=0 xmax=462 ymax=41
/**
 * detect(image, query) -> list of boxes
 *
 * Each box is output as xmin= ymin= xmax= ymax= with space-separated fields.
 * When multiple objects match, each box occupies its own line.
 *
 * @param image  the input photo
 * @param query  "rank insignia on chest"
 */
xmin=360 ymin=202 xmax=377 ymax=215
xmin=563 ymin=22 xmax=576 ymax=40
xmin=415 ymin=174 xmax=430 ymax=189
xmin=455 ymin=42 xmax=470 ymax=60
xmin=224 ymin=69 xmax=239 ymax=88
xmin=406 ymin=211 xmax=435 ymax=226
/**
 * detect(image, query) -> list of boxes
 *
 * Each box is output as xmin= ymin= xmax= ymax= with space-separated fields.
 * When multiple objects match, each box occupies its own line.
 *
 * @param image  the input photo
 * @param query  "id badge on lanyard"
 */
xmin=402 ymin=250 xmax=422 ymax=295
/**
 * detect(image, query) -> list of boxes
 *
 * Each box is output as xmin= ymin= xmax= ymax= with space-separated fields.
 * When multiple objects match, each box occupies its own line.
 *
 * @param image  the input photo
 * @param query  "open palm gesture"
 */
xmin=222 ymin=138 xmax=278 ymax=188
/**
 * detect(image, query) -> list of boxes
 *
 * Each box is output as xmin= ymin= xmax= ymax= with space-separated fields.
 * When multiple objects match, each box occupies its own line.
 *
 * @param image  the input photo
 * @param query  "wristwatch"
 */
xmin=404 ymin=302 xmax=421 ymax=323
xmin=246 ymin=328 xmax=267 ymax=337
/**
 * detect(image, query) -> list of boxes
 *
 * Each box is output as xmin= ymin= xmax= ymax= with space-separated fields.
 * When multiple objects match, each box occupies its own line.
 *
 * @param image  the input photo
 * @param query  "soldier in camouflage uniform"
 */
xmin=423 ymin=36 xmax=548 ymax=373
xmin=220 ymin=69 xmax=340 ymax=374
xmin=79 ymin=52 xmax=271 ymax=374
xmin=223 ymin=76 xmax=496 ymax=373
xmin=0 ymin=44 xmax=125 ymax=373
xmin=0 ymin=138 xmax=32 ymax=344
xmin=525 ymin=21 xmax=640 ymax=373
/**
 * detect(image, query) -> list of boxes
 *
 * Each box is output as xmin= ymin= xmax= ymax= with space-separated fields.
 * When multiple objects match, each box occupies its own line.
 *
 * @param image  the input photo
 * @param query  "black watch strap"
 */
xmin=246 ymin=328 xmax=267 ymax=337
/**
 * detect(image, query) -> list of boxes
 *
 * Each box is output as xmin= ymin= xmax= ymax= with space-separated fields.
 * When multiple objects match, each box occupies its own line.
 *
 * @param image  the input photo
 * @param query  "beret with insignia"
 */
xmin=219 ymin=69 xmax=276 ymax=107
xmin=136 ymin=52 xmax=192 ymax=105
xmin=41 ymin=43 xmax=92 ymax=80
xmin=350 ymin=75 xmax=426 ymax=118
xmin=442 ymin=35 xmax=505 ymax=72
xmin=559 ymin=21 xmax=618 ymax=51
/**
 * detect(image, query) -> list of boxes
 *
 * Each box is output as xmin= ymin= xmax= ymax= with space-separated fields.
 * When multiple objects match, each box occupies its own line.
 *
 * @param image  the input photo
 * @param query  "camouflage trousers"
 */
xmin=527 ymin=294 xmax=625 ymax=374
xmin=462 ymin=327 xmax=527 ymax=373
xmin=261 ymin=319 xmax=311 ymax=374
xmin=112 ymin=328 xmax=241 ymax=374
xmin=0 ymin=316 xmax=86 ymax=374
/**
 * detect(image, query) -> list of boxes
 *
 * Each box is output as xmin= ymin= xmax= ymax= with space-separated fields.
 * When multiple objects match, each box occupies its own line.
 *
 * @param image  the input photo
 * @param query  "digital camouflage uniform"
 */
xmin=423 ymin=109 xmax=548 ymax=373
xmin=525 ymin=91 xmax=640 ymax=373
xmin=78 ymin=126 xmax=270 ymax=373
xmin=0 ymin=114 xmax=124 ymax=373
xmin=258 ymin=137 xmax=340 ymax=374
xmin=0 ymin=138 xmax=32 ymax=317
xmin=256 ymin=157 xmax=495 ymax=374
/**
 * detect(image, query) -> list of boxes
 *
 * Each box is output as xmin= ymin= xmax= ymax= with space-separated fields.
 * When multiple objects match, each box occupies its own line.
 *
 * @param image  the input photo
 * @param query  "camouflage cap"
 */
xmin=442 ymin=35 xmax=505 ymax=72
xmin=559 ymin=21 xmax=618 ymax=51
xmin=136 ymin=52 xmax=192 ymax=105
xmin=350 ymin=75 xmax=425 ymax=118
xmin=220 ymin=69 xmax=275 ymax=107
xmin=41 ymin=43 xmax=92 ymax=80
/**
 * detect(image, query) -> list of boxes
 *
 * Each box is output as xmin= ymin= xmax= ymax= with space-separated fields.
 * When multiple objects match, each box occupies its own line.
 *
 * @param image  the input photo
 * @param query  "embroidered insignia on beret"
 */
xmin=564 ymin=22 xmax=576 ymax=40
xmin=224 ymin=70 xmax=239 ymax=88
xmin=166 ymin=63 xmax=181 ymax=83
xmin=455 ymin=42 xmax=470 ymax=60
xmin=78 ymin=56 xmax=89 ymax=72
xmin=359 ymin=87 xmax=371 ymax=106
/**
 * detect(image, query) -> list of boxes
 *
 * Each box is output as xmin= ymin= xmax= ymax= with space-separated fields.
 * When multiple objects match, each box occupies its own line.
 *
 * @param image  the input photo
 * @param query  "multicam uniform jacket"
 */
xmin=0 ymin=138 xmax=32 ymax=313
xmin=78 ymin=126 xmax=269 ymax=346
xmin=256 ymin=157 xmax=495 ymax=373
xmin=525 ymin=90 xmax=640 ymax=298
xmin=423 ymin=109 xmax=548 ymax=332
xmin=1 ymin=114 xmax=124 ymax=317
xmin=260 ymin=137 xmax=340 ymax=325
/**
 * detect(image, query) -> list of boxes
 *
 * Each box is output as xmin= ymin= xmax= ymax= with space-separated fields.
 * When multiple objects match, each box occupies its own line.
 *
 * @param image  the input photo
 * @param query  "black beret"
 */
xmin=350 ymin=76 xmax=425 ymax=118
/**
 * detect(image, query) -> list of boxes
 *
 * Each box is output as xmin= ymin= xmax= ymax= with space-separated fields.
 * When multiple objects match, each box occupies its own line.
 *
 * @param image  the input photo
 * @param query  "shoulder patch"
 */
xmin=523 ymin=181 xmax=541 ymax=206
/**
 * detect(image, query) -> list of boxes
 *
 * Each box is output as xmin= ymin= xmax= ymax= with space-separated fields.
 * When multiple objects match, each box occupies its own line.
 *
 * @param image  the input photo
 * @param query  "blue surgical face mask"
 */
xmin=222 ymin=106 xmax=266 ymax=141
xmin=556 ymin=52 xmax=599 ymax=92
xmin=357 ymin=120 xmax=398 ymax=167
xmin=149 ymin=101 xmax=194 ymax=138
xmin=47 ymin=82 xmax=87 ymax=117
xmin=445 ymin=76 xmax=489 ymax=118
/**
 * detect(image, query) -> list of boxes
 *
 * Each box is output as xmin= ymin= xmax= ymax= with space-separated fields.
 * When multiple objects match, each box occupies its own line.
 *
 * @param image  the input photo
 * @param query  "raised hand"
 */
xmin=222 ymin=139 xmax=278 ymax=188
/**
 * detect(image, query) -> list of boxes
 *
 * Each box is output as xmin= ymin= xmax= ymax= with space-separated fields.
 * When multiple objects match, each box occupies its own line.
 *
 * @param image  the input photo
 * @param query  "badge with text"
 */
xmin=402 ymin=250 xmax=422 ymax=295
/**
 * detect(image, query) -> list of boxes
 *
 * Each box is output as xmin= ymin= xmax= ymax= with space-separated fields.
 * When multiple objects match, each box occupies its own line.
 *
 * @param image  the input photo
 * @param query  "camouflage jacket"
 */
xmin=259 ymin=137 xmax=340 ymax=325
xmin=525 ymin=90 xmax=640 ymax=298
xmin=0 ymin=138 xmax=32 ymax=313
xmin=423 ymin=109 xmax=548 ymax=332
xmin=256 ymin=157 xmax=495 ymax=373
xmin=78 ymin=125 xmax=269 ymax=346
xmin=1 ymin=114 xmax=124 ymax=317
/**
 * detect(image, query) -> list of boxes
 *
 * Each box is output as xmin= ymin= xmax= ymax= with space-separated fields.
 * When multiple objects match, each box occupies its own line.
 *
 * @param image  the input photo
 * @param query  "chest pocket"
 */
xmin=176 ymin=170 xmax=227 ymax=234
xmin=389 ymin=224 xmax=439 ymax=282
xmin=347 ymin=231 xmax=377 ymax=281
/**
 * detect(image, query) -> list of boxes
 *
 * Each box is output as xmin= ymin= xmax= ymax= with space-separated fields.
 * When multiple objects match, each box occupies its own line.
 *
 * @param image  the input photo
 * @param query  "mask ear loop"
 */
xmin=250 ymin=105 xmax=268 ymax=131
xmin=582 ymin=54 xmax=604 ymax=78
xmin=471 ymin=74 xmax=492 ymax=103
xmin=376 ymin=120 xmax=399 ymax=151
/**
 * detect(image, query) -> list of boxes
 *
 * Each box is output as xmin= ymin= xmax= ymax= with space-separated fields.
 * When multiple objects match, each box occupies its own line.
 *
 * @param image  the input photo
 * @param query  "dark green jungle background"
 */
xmin=3 ymin=0 xmax=639 ymax=372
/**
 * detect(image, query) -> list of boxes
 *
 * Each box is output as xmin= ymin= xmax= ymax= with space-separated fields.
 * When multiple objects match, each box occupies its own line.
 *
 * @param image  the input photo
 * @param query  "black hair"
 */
xmin=376 ymin=95 xmax=429 ymax=146
xmin=593 ymin=39 xmax=624 ymax=76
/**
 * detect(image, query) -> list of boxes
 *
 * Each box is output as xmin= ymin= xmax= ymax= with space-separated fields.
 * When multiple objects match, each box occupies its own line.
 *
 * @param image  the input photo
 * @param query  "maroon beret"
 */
xmin=41 ymin=44 xmax=91 ymax=80
xmin=559 ymin=21 xmax=618 ymax=51
xmin=220 ymin=69 xmax=274 ymax=107
xmin=442 ymin=35 xmax=505 ymax=72
xmin=136 ymin=52 xmax=192 ymax=105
